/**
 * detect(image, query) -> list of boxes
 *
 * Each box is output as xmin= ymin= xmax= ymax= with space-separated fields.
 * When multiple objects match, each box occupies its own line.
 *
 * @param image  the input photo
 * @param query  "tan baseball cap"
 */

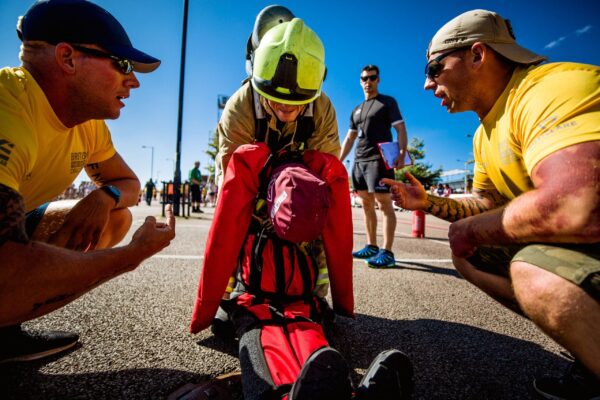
xmin=427 ymin=9 xmax=546 ymax=65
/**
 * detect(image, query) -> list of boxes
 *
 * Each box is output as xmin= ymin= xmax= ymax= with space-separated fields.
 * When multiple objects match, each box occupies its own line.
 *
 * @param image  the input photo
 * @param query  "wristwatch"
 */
xmin=100 ymin=185 xmax=121 ymax=206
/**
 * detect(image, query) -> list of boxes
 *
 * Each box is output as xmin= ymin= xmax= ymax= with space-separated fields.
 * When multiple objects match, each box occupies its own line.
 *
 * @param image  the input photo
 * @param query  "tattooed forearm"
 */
xmin=425 ymin=188 xmax=508 ymax=222
xmin=425 ymin=195 xmax=485 ymax=221
xmin=85 ymin=162 xmax=104 ymax=185
xmin=0 ymin=184 xmax=29 ymax=246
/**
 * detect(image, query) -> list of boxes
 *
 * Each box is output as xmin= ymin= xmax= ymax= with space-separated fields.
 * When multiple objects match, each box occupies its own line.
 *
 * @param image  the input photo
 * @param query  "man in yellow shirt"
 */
xmin=384 ymin=9 xmax=599 ymax=399
xmin=0 ymin=0 xmax=175 ymax=363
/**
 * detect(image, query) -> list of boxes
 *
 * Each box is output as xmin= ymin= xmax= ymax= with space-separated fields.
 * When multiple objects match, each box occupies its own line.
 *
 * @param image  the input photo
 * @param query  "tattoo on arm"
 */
xmin=425 ymin=188 xmax=508 ymax=222
xmin=86 ymin=162 xmax=104 ymax=185
xmin=0 ymin=184 xmax=29 ymax=246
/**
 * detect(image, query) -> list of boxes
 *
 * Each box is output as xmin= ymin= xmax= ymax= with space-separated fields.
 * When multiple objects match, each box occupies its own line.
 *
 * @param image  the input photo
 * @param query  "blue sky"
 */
xmin=1 ymin=0 xmax=599 ymax=184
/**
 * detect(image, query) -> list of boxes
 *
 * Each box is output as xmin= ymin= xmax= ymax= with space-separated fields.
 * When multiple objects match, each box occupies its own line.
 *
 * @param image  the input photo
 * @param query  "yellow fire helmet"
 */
xmin=251 ymin=18 xmax=326 ymax=105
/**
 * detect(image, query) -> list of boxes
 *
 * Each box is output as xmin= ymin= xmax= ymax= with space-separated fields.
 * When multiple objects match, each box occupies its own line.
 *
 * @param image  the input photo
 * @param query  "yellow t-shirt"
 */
xmin=0 ymin=67 xmax=115 ymax=212
xmin=473 ymin=62 xmax=600 ymax=199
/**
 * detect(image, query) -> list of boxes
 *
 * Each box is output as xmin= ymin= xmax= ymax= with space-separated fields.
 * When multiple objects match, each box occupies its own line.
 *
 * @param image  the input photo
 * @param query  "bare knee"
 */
xmin=358 ymin=192 xmax=375 ymax=209
xmin=98 ymin=208 xmax=132 ymax=248
xmin=452 ymin=255 xmax=472 ymax=280
xmin=374 ymin=193 xmax=394 ymax=210
xmin=109 ymin=207 xmax=132 ymax=240
xmin=511 ymin=261 xmax=580 ymax=329
xmin=378 ymin=200 xmax=396 ymax=218
xmin=452 ymin=255 xmax=488 ymax=287
xmin=31 ymin=200 xmax=78 ymax=242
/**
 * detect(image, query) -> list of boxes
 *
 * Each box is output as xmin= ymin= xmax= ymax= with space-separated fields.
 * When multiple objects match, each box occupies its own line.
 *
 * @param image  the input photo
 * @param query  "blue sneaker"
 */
xmin=353 ymin=245 xmax=379 ymax=259
xmin=367 ymin=249 xmax=396 ymax=268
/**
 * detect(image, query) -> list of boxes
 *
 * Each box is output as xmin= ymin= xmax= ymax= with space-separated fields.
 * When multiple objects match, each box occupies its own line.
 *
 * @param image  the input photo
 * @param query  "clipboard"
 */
xmin=377 ymin=141 xmax=413 ymax=170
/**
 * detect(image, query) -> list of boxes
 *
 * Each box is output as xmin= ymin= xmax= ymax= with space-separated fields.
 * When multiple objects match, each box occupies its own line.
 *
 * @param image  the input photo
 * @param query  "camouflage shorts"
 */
xmin=468 ymin=243 xmax=600 ymax=302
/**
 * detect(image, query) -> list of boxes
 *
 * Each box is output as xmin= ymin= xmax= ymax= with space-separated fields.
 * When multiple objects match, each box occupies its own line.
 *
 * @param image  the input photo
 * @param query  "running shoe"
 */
xmin=352 ymin=245 xmax=379 ymax=259
xmin=366 ymin=249 xmax=396 ymax=268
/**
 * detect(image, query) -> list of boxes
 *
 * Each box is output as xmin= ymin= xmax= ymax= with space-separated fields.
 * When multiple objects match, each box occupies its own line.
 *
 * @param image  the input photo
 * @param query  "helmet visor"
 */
xmin=252 ymin=53 xmax=320 ymax=104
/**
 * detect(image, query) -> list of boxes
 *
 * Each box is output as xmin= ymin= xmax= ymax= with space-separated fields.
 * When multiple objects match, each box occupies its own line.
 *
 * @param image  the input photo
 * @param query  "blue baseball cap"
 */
xmin=17 ymin=0 xmax=161 ymax=73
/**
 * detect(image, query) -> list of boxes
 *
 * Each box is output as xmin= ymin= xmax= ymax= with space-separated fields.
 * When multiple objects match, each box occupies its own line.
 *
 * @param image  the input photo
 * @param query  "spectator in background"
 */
xmin=436 ymin=183 xmax=444 ymax=196
xmin=443 ymin=184 xmax=453 ymax=197
xmin=340 ymin=65 xmax=409 ymax=268
xmin=466 ymin=178 xmax=473 ymax=194
xmin=206 ymin=176 xmax=217 ymax=207
xmin=201 ymin=184 xmax=208 ymax=207
xmin=188 ymin=161 xmax=204 ymax=213
xmin=144 ymin=179 xmax=155 ymax=206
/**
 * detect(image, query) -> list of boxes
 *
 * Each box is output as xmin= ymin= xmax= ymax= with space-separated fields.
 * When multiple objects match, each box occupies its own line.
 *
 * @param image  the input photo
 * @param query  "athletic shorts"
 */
xmin=25 ymin=202 xmax=49 ymax=237
xmin=352 ymin=159 xmax=394 ymax=193
xmin=190 ymin=184 xmax=201 ymax=202
xmin=467 ymin=243 xmax=600 ymax=302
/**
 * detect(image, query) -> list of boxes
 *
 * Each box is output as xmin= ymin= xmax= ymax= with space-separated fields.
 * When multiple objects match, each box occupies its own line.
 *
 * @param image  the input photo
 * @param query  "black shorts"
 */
xmin=25 ymin=202 xmax=49 ymax=237
xmin=190 ymin=184 xmax=201 ymax=202
xmin=352 ymin=159 xmax=394 ymax=193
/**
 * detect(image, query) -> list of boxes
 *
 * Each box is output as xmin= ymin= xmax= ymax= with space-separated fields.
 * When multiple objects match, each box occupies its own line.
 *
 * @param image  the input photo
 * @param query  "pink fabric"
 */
xmin=267 ymin=162 xmax=329 ymax=243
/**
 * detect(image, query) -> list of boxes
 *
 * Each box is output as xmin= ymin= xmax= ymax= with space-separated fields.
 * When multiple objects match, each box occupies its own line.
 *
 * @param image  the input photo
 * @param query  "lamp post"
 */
xmin=142 ymin=145 xmax=154 ymax=181
xmin=172 ymin=0 xmax=190 ymax=216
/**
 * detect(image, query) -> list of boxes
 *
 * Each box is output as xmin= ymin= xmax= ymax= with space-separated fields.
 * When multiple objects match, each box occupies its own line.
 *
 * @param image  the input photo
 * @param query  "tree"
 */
xmin=204 ymin=129 xmax=218 ymax=176
xmin=394 ymin=137 xmax=441 ymax=189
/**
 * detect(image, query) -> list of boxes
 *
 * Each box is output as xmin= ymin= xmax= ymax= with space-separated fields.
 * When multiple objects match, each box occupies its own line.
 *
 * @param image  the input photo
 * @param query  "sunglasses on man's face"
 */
xmin=424 ymin=47 xmax=467 ymax=79
xmin=71 ymin=45 xmax=134 ymax=75
xmin=360 ymin=75 xmax=378 ymax=82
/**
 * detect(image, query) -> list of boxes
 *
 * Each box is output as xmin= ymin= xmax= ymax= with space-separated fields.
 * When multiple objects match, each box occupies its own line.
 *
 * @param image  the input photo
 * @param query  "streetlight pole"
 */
xmin=142 ymin=145 xmax=154 ymax=181
xmin=173 ymin=0 xmax=190 ymax=216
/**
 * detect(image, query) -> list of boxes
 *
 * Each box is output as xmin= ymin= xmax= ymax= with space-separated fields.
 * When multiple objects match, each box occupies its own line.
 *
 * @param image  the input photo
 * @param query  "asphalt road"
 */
xmin=1 ymin=202 xmax=569 ymax=399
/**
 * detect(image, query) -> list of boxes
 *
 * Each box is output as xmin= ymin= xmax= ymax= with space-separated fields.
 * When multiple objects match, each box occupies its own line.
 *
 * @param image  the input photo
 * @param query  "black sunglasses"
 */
xmin=71 ymin=45 xmax=134 ymax=75
xmin=360 ymin=75 xmax=378 ymax=82
xmin=424 ymin=47 xmax=467 ymax=79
